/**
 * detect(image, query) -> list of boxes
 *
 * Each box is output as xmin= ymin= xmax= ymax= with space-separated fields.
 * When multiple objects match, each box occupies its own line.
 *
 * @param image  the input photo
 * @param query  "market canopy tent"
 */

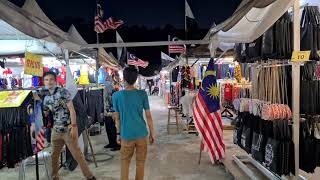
xmin=0 ymin=0 xmax=83 ymax=51
xmin=207 ymin=0 xmax=295 ymax=53
xmin=0 ymin=20 xmax=63 ymax=56
xmin=0 ymin=0 xmax=120 ymax=69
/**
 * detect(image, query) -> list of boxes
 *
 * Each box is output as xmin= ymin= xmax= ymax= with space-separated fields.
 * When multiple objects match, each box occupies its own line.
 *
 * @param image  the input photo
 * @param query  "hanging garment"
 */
xmin=57 ymin=66 xmax=66 ymax=86
xmin=0 ymin=96 xmax=33 ymax=169
xmin=32 ymin=76 xmax=40 ymax=87
xmin=301 ymin=6 xmax=320 ymax=61
xmin=245 ymin=37 xmax=263 ymax=63
xmin=300 ymin=120 xmax=317 ymax=173
xmin=235 ymin=43 xmax=247 ymax=63
xmin=224 ymin=83 xmax=233 ymax=102
xmin=22 ymin=73 xmax=33 ymax=88
xmin=86 ymin=89 xmax=104 ymax=125
xmin=78 ymin=66 xmax=90 ymax=85
xmin=251 ymin=118 xmax=267 ymax=163
xmin=98 ymin=67 xmax=107 ymax=84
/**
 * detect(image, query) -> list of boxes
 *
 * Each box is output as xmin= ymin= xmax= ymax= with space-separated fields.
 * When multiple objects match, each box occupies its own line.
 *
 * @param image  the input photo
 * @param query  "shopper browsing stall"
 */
xmin=33 ymin=71 xmax=96 ymax=180
xmin=103 ymin=78 xmax=121 ymax=151
xmin=112 ymin=67 xmax=155 ymax=180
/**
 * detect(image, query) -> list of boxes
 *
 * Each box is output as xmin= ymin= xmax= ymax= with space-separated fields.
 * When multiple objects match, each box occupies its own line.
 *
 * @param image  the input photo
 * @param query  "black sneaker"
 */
xmin=111 ymin=146 xmax=121 ymax=151
xmin=87 ymin=176 xmax=96 ymax=180
xmin=104 ymin=144 xmax=113 ymax=149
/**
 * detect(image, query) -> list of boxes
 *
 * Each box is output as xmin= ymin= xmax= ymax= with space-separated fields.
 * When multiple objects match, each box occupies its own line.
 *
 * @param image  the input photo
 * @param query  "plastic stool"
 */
xmin=19 ymin=151 xmax=51 ymax=180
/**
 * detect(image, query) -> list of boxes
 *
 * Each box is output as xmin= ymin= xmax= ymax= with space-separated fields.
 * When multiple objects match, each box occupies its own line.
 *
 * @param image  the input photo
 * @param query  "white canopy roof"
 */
xmin=208 ymin=0 xmax=295 ymax=54
xmin=0 ymin=0 xmax=83 ymax=52
xmin=0 ymin=0 xmax=121 ymax=68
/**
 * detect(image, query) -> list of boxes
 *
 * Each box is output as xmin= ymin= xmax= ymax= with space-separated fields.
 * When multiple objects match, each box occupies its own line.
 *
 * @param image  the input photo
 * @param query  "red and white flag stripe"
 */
xmin=169 ymin=45 xmax=186 ymax=54
xmin=128 ymin=60 xmax=149 ymax=68
xmin=36 ymin=127 xmax=46 ymax=152
xmin=95 ymin=16 xmax=105 ymax=33
xmin=95 ymin=16 xmax=124 ymax=33
xmin=192 ymin=93 xmax=225 ymax=163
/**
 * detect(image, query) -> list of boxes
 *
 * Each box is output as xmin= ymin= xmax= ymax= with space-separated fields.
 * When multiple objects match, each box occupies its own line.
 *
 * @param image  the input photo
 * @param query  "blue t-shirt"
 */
xmin=112 ymin=89 xmax=150 ymax=140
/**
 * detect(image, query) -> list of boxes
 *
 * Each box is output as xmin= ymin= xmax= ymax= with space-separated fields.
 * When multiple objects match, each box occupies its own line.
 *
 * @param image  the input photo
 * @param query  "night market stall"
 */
xmin=207 ymin=0 xmax=320 ymax=179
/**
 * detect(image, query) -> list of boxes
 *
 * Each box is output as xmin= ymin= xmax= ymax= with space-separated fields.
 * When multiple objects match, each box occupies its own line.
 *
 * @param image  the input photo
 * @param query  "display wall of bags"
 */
xmin=299 ymin=116 xmax=320 ymax=173
xmin=300 ymin=62 xmax=320 ymax=115
xmin=235 ymin=6 xmax=320 ymax=63
xmin=301 ymin=6 xmax=320 ymax=61
xmin=235 ymin=13 xmax=293 ymax=63
xmin=234 ymin=112 xmax=294 ymax=176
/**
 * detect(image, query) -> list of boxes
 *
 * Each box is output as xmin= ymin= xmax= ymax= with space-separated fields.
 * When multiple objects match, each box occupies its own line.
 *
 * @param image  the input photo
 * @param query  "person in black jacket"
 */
xmin=103 ymin=84 xmax=121 ymax=151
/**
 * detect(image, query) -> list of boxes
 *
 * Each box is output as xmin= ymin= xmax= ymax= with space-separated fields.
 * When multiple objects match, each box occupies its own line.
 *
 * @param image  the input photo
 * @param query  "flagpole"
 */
xmin=198 ymin=140 xmax=203 ymax=165
xmin=96 ymin=33 xmax=100 ymax=87
xmin=185 ymin=0 xmax=189 ymax=65
xmin=168 ymin=35 xmax=173 ymax=105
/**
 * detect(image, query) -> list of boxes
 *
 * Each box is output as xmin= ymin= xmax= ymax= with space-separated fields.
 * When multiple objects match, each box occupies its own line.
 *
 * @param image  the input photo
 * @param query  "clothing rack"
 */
xmin=0 ymin=89 xmax=40 ymax=180
xmin=81 ymin=85 xmax=113 ymax=165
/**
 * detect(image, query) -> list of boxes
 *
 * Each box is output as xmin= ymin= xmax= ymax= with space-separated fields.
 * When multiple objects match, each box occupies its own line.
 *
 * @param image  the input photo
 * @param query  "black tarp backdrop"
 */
xmin=7 ymin=0 xmax=241 ymax=76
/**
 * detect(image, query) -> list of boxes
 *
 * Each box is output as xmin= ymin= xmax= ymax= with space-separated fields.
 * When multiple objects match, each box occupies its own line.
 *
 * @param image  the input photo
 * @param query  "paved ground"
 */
xmin=0 ymin=96 xmax=232 ymax=180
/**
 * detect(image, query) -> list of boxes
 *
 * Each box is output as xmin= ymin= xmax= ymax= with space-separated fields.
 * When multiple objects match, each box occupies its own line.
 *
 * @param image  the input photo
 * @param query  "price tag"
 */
xmin=317 ymin=50 xmax=320 ymax=58
xmin=291 ymin=51 xmax=311 ymax=62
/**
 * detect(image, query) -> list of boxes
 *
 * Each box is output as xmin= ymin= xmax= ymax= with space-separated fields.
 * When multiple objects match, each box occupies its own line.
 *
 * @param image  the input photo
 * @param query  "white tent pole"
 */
xmin=64 ymin=49 xmax=69 ymax=65
xmin=292 ymin=0 xmax=300 ymax=178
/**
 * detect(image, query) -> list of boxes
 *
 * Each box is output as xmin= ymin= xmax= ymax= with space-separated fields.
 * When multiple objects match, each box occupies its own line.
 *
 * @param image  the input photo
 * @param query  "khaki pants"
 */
xmin=51 ymin=130 xmax=93 ymax=180
xmin=121 ymin=137 xmax=148 ymax=180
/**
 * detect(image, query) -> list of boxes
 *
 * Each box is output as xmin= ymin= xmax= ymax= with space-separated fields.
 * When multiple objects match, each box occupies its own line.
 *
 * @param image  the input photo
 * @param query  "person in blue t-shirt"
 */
xmin=112 ymin=67 xmax=154 ymax=180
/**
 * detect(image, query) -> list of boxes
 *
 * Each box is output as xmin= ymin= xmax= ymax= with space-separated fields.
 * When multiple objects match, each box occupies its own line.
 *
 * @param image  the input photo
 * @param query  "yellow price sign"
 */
xmin=24 ymin=51 xmax=43 ymax=76
xmin=291 ymin=51 xmax=311 ymax=62
xmin=317 ymin=50 xmax=320 ymax=58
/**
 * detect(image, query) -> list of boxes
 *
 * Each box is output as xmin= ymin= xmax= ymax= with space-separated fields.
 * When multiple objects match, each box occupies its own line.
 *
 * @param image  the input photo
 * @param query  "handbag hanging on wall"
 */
xmin=233 ymin=114 xmax=242 ymax=145
xmin=251 ymin=117 xmax=267 ymax=163
xmin=264 ymin=121 xmax=280 ymax=174
xmin=239 ymin=113 xmax=253 ymax=154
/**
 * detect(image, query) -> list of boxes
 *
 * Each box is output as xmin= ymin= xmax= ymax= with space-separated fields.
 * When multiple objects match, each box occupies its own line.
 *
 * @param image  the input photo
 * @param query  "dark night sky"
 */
xmin=10 ymin=0 xmax=241 ymax=76
xmin=36 ymin=0 xmax=240 ymax=29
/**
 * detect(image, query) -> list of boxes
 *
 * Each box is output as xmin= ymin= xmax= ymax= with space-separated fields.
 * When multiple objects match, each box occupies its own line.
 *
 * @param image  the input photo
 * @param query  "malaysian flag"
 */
xmin=94 ymin=2 xmax=123 ymax=33
xmin=127 ymin=53 xmax=149 ymax=68
xmin=192 ymin=58 xmax=225 ymax=163
xmin=34 ymin=102 xmax=45 ymax=152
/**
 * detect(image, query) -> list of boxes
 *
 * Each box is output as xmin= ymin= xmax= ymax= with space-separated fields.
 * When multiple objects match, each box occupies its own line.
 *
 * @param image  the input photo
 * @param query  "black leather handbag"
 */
xmin=264 ymin=121 xmax=281 ymax=174
xmin=300 ymin=119 xmax=317 ymax=173
xmin=240 ymin=125 xmax=252 ymax=154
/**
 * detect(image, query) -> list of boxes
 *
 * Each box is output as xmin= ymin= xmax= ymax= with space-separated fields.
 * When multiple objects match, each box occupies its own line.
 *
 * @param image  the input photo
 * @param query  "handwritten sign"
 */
xmin=24 ymin=52 xmax=43 ymax=76
xmin=291 ymin=51 xmax=311 ymax=62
